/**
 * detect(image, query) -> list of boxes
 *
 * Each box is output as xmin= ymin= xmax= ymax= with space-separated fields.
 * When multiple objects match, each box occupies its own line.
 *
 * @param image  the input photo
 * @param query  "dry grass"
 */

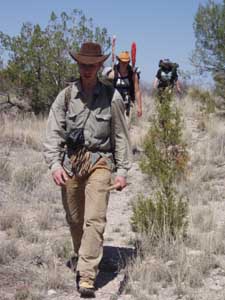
xmin=43 ymin=258 xmax=68 ymax=290
xmin=0 ymin=115 xmax=74 ymax=299
xmin=0 ymin=115 xmax=46 ymax=151
xmin=0 ymin=208 xmax=22 ymax=231
xmin=12 ymin=166 xmax=40 ymax=193
xmin=191 ymin=205 xmax=215 ymax=233
xmin=36 ymin=206 xmax=54 ymax=231
xmin=0 ymin=148 xmax=12 ymax=182
xmin=51 ymin=239 xmax=73 ymax=259
xmin=127 ymin=93 xmax=225 ymax=300
xmin=127 ymin=229 xmax=223 ymax=299
xmin=130 ymin=93 xmax=155 ymax=151
xmin=0 ymin=240 xmax=19 ymax=264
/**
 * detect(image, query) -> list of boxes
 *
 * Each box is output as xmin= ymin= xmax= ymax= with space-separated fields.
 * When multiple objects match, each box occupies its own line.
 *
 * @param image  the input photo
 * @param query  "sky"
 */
xmin=0 ymin=0 xmax=211 ymax=84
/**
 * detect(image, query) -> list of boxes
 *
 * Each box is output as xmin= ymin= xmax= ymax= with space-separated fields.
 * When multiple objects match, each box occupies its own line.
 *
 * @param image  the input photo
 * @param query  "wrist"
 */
xmin=51 ymin=162 xmax=63 ymax=173
xmin=116 ymin=168 xmax=127 ymax=178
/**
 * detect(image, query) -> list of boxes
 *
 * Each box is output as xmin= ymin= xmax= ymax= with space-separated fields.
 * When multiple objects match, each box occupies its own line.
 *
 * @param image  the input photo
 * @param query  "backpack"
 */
xmin=159 ymin=59 xmax=178 ymax=69
xmin=113 ymin=64 xmax=140 ymax=103
xmin=158 ymin=59 xmax=179 ymax=87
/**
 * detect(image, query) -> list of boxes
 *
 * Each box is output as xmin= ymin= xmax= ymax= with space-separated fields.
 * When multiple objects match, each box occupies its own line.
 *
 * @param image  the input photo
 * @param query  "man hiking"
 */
xmin=43 ymin=42 xmax=131 ymax=298
xmin=153 ymin=58 xmax=182 ymax=94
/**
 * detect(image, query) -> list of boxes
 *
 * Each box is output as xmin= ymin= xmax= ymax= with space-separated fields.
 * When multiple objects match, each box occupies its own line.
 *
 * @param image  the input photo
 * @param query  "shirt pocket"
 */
xmin=66 ymin=110 xmax=86 ymax=131
xmin=95 ymin=114 xmax=111 ymax=122
xmin=94 ymin=113 xmax=111 ymax=139
xmin=66 ymin=112 xmax=77 ymax=121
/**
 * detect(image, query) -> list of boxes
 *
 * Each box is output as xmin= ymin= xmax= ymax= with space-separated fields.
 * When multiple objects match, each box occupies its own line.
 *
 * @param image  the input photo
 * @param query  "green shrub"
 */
xmin=214 ymin=72 xmax=225 ymax=100
xmin=132 ymin=89 xmax=188 ymax=241
xmin=141 ymin=89 xmax=189 ymax=189
xmin=131 ymin=192 xmax=188 ymax=239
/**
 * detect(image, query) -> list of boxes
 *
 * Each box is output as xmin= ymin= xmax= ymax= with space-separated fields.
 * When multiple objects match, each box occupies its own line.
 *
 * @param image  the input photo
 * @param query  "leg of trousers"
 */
xmin=61 ymin=166 xmax=111 ymax=281
xmin=61 ymin=177 xmax=85 ymax=256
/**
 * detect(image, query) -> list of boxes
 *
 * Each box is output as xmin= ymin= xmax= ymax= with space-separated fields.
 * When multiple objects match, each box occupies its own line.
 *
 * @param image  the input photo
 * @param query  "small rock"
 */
xmin=47 ymin=289 xmax=57 ymax=296
xmin=209 ymin=284 xmax=223 ymax=291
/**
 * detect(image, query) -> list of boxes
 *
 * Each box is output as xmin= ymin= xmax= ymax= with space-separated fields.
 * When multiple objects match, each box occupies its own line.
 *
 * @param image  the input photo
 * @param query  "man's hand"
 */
xmin=176 ymin=81 xmax=182 ymax=94
xmin=113 ymin=176 xmax=127 ymax=191
xmin=176 ymin=86 xmax=182 ymax=94
xmin=137 ymin=106 xmax=142 ymax=118
xmin=52 ymin=167 xmax=69 ymax=186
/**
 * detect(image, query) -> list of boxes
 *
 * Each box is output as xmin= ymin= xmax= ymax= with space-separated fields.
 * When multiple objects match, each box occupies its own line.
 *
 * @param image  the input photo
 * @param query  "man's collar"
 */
xmin=74 ymin=79 xmax=101 ymax=98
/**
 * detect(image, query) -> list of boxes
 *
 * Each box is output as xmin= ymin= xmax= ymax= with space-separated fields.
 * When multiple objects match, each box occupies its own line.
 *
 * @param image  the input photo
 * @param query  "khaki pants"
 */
xmin=61 ymin=159 xmax=111 ymax=282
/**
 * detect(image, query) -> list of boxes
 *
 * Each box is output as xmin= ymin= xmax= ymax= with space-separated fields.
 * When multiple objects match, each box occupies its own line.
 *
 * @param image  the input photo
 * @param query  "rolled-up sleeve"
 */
xmin=111 ymin=91 xmax=132 ymax=178
xmin=43 ymin=89 xmax=67 ymax=172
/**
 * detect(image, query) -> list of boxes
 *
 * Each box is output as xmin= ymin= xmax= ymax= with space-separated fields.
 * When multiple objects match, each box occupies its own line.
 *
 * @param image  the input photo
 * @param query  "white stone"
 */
xmin=47 ymin=289 xmax=57 ymax=296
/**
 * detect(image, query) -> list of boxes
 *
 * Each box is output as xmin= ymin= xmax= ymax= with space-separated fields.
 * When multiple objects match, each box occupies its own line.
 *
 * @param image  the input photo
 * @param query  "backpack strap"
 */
xmin=65 ymin=84 xmax=73 ymax=112
xmin=102 ymin=80 xmax=114 ymax=105
xmin=113 ymin=64 xmax=119 ymax=87
xmin=127 ymin=65 xmax=135 ymax=102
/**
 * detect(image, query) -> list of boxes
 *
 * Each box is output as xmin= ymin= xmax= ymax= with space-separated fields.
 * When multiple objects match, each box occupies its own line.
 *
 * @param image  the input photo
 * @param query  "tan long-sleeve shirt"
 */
xmin=43 ymin=80 xmax=132 ymax=178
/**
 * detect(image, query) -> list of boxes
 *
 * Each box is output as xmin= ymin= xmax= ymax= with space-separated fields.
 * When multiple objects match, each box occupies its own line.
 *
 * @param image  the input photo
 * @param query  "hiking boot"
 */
xmin=76 ymin=274 xmax=95 ymax=298
xmin=78 ymin=281 xmax=95 ymax=298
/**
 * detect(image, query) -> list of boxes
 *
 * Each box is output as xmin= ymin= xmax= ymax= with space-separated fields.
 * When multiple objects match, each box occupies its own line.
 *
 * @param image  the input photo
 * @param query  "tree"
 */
xmin=132 ymin=90 xmax=189 ymax=240
xmin=192 ymin=0 xmax=225 ymax=98
xmin=0 ymin=9 xmax=111 ymax=114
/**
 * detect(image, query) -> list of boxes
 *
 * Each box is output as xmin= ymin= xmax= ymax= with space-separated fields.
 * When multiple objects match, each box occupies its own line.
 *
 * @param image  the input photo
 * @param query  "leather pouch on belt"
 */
xmin=70 ymin=147 xmax=91 ymax=178
xmin=70 ymin=147 xmax=101 ymax=178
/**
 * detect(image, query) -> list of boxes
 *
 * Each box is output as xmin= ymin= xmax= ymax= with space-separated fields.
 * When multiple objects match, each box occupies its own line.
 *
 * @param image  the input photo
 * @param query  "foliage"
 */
xmin=0 ymin=9 xmax=111 ymax=114
xmin=213 ymin=70 xmax=225 ymax=99
xmin=192 ymin=0 xmax=225 ymax=99
xmin=189 ymin=87 xmax=215 ymax=114
xmin=140 ymin=90 xmax=188 ymax=189
xmin=131 ymin=192 xmax=188 ymax=239
xmin=132 ymin=89 xmax=188 ymax=240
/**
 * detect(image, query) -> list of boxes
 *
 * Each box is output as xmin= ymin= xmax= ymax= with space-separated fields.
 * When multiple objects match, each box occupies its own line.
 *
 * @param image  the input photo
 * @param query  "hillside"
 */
xmin=1 ymin=91 xmax=225 ymax=300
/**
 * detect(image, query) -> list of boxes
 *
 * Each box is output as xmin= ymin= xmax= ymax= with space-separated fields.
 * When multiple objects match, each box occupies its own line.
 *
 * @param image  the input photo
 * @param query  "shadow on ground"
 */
xmin=95 ymin=245 xmax=135 ymax=290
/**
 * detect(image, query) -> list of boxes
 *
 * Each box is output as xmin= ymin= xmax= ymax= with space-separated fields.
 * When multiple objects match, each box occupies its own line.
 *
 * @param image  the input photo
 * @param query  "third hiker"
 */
xmin=153 ymin=58 xmax=182 ymax=94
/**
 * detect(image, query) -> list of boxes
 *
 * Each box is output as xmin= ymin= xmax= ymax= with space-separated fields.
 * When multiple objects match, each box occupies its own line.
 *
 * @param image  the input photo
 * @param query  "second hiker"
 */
xmin=104 ymin=51 xmax=142 ymax=126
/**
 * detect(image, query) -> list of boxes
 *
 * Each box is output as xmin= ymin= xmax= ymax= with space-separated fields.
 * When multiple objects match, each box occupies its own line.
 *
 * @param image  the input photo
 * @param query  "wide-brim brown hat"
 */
xmin=69 ymin=42 xmax=110 ymax=64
